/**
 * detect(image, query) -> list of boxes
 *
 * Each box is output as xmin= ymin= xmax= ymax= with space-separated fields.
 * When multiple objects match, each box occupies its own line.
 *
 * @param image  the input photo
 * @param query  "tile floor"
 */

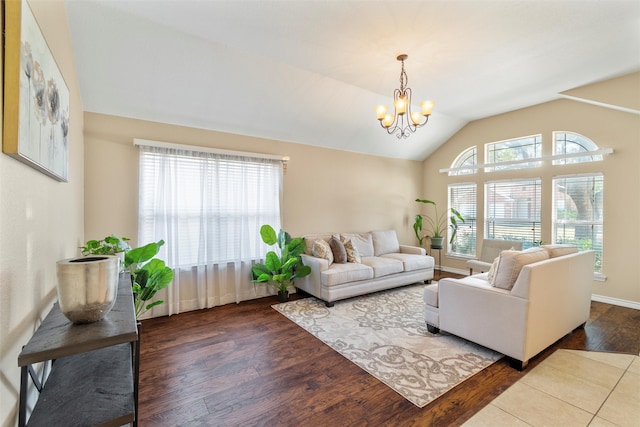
xmin=463 ymin=349 xmax=640 ymax=427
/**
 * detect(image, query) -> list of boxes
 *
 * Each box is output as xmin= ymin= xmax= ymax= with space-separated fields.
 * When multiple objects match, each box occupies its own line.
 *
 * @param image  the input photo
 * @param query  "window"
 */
xmin=553 ymin=174 xmax=604 ymax=272
xmin=485 ymin=179 xmax=541 ymax=248
xmin=448 ymin=146 xmax=477 ymax=176
xmin=448 ymin=183 xmax=477 ymax=256
xmin=553 ymin=132 xmax=603 ymax=165
xmin=138 ymin=144 xmax=283 ymax=268
xmin=485 ymin=135 xmax=542 ymax=172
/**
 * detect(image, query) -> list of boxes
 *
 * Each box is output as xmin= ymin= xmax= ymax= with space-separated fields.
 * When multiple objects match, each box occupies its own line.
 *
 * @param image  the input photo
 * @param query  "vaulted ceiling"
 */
xmin=65 ymin=0 xmax=640 ymax=161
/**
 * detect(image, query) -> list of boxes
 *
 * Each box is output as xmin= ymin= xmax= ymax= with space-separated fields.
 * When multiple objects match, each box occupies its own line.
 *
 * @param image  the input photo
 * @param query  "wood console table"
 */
xmin=18 ymin=273 xmax=139 ymax=427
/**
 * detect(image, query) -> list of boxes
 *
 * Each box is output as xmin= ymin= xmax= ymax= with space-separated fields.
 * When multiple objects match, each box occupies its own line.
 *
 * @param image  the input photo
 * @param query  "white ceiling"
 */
xmin=64 ymin=0 xmax=640 ymax=161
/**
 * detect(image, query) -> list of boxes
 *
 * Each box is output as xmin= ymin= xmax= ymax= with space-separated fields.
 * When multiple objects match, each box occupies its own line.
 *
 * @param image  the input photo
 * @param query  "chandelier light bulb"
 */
xmin=375 ymin=105 xmax=388 ymax=120
xmin=375 ymin=54 xmax=434 ymax=139
xmin=420 ymin=100 xmax=435 ymax=116
xmin=395 ymin=96 xmax=407 ymax=115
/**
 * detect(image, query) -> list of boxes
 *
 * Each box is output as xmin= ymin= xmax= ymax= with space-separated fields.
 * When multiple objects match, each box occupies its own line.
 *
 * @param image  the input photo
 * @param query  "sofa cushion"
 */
xmin=342 ymin=233 xmax=374 ymax=257
xmin=380 ymin=252 xmax=434 ymax=272
xmin=360 ymin=256 xmax=404 ymax=278
xmin=312 ymin=239 xmax=334 ymax=265
xmin=329 ymin=236 xmax=347 ymax=263
xmin=542 ymin=244 xmax=579 ymax=258
xmin=491 ymin=247 xmax=549 ymax=290
xmin=371 ymin=230 xmax=400 ymax=256
xmin=340 ymin=236 xmax=361 ymax=263
xmin=321 ymin=262 xmax=373 ymax=287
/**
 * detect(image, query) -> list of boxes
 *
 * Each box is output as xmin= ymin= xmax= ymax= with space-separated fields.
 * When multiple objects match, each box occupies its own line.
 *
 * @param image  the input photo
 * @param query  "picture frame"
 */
xmin=3 ymin=0 xmax=70 ymax=182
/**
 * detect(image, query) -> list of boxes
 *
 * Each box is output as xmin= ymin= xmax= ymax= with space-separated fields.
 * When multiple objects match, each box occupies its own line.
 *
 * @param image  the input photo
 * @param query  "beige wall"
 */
xmin=0 ymin=1 xmax=84 ymax=426
xmin=422 ymin=84 xmax=640 ymax=304
xmin=84 ymin=113 xmax=424 ymax=247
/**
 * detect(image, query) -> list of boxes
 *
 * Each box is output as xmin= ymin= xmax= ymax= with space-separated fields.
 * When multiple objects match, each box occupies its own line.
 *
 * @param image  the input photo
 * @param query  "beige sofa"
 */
xmin=424 ymin=246 xmax=595 ymax=369
xmin=297 ymin=230 xmax=434 ymax=307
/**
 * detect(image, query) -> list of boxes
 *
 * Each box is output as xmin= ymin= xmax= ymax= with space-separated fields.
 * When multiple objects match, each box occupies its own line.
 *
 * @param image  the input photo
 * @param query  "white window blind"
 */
xmin=485 ymin=179 xmax=541 ymax=248
xmin=448 ymin=183 xmax=477 ymax=256
xmin=138 ymin=145 xmax=283 ymax=268
xmin=553 ymin=174 xmax=604 ymax=272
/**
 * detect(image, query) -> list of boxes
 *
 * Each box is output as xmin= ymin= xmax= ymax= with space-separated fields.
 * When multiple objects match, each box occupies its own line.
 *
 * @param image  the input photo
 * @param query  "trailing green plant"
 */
xmin=80 ymin=234 xmax=130 ymax=256
xmin=124 ymin=240 xmax=174 ymax=318
xmin=251 ymin=225 xmax=311 ymax=295
xmin=413 ymin=198 xmax=465 ymax=246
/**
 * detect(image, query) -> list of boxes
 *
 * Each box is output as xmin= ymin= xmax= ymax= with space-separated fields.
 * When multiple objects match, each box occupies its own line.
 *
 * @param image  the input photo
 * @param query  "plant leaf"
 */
xmin=260 ymin=225 xmax=277 ymax=245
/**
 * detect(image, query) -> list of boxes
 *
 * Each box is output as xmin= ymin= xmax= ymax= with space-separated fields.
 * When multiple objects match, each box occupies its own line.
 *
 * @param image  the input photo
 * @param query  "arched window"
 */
xmin=553 ymin=132 xmax=603 ymax=165
xmin=448 ymin=146 xmax=477 ymax=176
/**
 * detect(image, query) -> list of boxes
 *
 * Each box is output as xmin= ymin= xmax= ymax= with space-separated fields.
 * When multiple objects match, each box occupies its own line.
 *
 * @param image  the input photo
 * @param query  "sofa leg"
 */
xmin=577 ymin=321 xmax=587 ymax=329
xmin=426 ymin=323 xmax=439 ymax=334
xmin=425 ymin=279 xmax=432 ymax=284
xmin=509 ymin=358 xmax=528 ymax=371
xmin=469 ymin=268 xmax=473 ymax=275
xmin=325 ymin=301 xmax=334 ymax=308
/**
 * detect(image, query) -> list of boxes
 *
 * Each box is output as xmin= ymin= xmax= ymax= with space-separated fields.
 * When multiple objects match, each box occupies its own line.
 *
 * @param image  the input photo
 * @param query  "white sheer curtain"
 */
xmin=136 ymin=143 xmax=283 ymax=317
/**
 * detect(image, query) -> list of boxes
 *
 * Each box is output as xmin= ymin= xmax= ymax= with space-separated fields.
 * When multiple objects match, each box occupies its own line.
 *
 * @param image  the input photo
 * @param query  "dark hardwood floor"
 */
xmin=137 ymin=272 xmax=640 ymax=426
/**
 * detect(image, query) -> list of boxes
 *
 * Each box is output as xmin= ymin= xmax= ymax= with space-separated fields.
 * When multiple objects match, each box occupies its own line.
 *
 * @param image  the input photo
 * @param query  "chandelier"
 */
xmin=375 ymin=54 xmax=434 ymax=139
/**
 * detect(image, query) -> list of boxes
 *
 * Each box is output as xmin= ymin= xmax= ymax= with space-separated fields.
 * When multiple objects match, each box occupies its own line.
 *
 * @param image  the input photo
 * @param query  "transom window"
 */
xmin=553 ymin=132 xmax=603 ymax=165
xmin=448 ymin=146 xmax=477 ymax=176
xmin=485 ymin=135 xmax=542 ymax=172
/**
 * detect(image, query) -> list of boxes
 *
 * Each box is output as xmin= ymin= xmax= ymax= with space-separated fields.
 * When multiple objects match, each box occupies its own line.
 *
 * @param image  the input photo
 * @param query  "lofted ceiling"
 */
xmin=64 ymin=0 xmax=640 ymax=161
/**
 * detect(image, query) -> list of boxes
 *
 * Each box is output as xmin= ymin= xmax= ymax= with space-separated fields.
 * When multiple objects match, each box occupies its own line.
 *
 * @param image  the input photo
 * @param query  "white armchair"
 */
xmin=466 ymin=239 xmax=523 ymax=274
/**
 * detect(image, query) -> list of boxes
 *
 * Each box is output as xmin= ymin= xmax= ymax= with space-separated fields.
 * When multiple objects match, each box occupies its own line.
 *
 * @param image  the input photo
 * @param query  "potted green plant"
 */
xmin=81 ymin=235 xmax=173 ymax=318
xmin=413 ymin=198 xmax=464 ymax=249
xmin=251 ymin=225 xmax=312 ymax=302
xmin=124 ymin=240 xmax=174 ymax=318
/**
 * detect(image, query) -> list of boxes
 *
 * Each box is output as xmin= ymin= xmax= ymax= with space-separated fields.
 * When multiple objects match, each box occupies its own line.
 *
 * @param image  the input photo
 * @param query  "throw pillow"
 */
xmin=340 ymin=236 xmax=361 ymax=263
xmin=487 ymin=256 xmax=500 ymax=283
xmin=491 ymin=247 xmax=549 ymax=290
xmin=312 ymin=239 xmax=333 ymax=264
xmin=329 ymin=236 xmax=347 ymax=264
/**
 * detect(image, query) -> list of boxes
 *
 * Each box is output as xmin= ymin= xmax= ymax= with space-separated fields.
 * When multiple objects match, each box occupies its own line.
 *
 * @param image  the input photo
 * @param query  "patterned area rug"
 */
xmin=273 ymin=283 xmax=502 ymax=408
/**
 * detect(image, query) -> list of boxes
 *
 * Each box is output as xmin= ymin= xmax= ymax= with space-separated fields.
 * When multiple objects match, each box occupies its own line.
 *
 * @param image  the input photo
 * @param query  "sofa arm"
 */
xmin=399 ymin=245 xmax=427 ymax=256
xmin=300 ymin=254 xmax=329 ymax=272
xmin=296 ymin=254 xmax=329 ymax=300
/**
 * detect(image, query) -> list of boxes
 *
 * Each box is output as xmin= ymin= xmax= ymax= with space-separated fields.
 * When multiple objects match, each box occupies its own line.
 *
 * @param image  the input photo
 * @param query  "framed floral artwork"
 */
xmin=3 ymin=0 xmax=70 ymax=182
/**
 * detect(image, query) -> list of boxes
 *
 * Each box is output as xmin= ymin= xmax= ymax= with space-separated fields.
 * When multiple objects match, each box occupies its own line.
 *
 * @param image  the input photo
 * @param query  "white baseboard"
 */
xmin=439 ymin=266 xmax=469 ymax=276
xmin=591 ymin=294 xmax=640 ymax=310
